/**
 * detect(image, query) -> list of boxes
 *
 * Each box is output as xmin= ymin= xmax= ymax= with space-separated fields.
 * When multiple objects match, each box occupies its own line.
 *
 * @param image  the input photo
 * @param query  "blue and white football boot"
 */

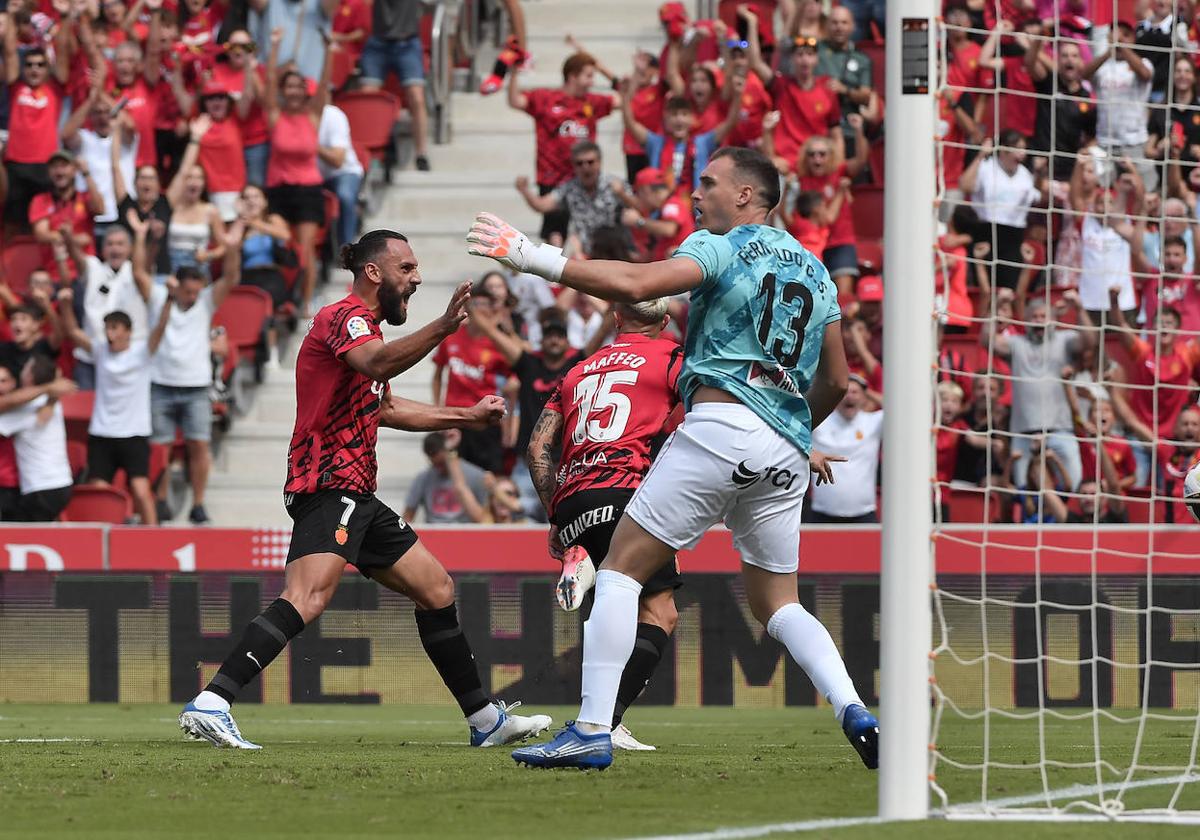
xmin=470 ymin=700 xmax=553 ymax=747
xmin=841 ymin=704 xmax=879 ymax=769
xmin=511 ymin=721 xmax=613 ymax=769
xmin=179 ymin=702 xmax=262 ymax=750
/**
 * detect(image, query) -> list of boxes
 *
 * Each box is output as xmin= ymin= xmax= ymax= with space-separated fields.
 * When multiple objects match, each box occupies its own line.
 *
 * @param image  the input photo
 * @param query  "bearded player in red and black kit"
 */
xmin=526 ymin=298 xmax=682 ymax=752
xmin=179 ymin=230 xmax=552 ymax=749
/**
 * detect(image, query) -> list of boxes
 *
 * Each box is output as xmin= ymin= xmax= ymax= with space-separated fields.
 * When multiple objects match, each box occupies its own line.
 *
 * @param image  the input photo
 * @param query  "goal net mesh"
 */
xmin=928 ymin=0 xmax=1200 ymax=821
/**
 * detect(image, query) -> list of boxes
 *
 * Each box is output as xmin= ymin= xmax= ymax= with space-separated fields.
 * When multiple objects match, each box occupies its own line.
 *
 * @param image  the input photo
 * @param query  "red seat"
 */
xmin=330 ymin=48 xmax=355 ymax=92
xmin=334 ymin=90 xmax=402 ymax=163
xmin=857 ymin=239 xmax=883 ymax=274
xmin=60 ymin=390 xmax=95 ymax=444
xmin=59 ymin=485 xmax=132 ymax=524
xmin=868 ymin=138 xmax=885 ymax=186
xmin=2 ymin=236 xmax=43 ymax=295
xmin=850 ymin=185 xmax=884 ymax=241
xmin=312 ymin=189 xmax=342 ymax=252
xmin=945 ymin=486 xmax=1009 ymax=523
xmin=67 ymin=438 xmax=88 ymax=480
xmin=214 ymin=286 xmax=273 ymax=371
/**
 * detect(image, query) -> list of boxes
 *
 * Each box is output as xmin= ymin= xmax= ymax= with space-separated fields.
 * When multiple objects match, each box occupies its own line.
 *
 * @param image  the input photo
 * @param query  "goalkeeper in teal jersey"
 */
xmin=468 ymin=146 xmax=878 ymax=771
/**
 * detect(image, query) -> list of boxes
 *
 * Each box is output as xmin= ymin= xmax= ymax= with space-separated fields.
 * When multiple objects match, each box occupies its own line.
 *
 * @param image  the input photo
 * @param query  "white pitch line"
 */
xmin=619 ymin=773 xmax=1200 ymax=839
xmin=0 ymin=738 xmax=92 ymax=744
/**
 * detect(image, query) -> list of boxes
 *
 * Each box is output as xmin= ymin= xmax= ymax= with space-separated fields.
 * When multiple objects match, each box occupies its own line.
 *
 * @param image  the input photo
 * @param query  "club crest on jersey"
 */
xmin=347 ymin=316 xmax=371 ymax=340
xmin=335 ymin=524 xmax=349 ymax=545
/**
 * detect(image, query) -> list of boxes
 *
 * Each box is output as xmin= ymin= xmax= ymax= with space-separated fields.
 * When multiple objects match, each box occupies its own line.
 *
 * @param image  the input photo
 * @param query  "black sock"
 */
xmin=612 ymin=623 xmax=670 ymax=727
xmin=490 ymin=57 xmax=511 ymax=79
xmin=205 ymin=598 xmax=305 ymax=704
xmin=415 ymin=603 xmax=490 ymax=717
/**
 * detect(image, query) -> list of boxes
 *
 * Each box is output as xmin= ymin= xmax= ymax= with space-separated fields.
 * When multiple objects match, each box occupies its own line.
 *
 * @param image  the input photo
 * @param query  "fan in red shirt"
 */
xmin=2 ymin=36 xmax=72 ymax=228
xmin=719 ymin=42 xmax=773 ymax=149
xmin=432 ymin=296 xmax=513 ymax=473
xmin=623 ymin=51 xmax=667 ymax=181
xmin=1140 ymin=236 xmax=1200 ymax=335
xmin=29 ymin=150 xmax=105 ymax=278
xmin=509 ymin=51 xmax=616 ymax=241
xmin=1077 ymin=400 xmax=1137 ymax=491
xmin=746 ymin=36 xmax=839 ymax=171
xmin=177 ymin=0 xmax=226 ymax=79
xmin=1110 ymin=300 xmax=1200 ymax=472
xmin=211 ymin=30 xmax=270 ymax=185
xmin=181 ymin=229 xmax=555 ymax=752
xmin=623 ymin=167 xmax=694 ymax=261
xmin=107 ymin=19 xmax=165 ymax=170
xmin=331 ymin=0 xmax=371 ymax=66
xmin=526 ymin=298 xmax=683 ymax=743
xmin=193 ymin=80 xmax=246 ymax=211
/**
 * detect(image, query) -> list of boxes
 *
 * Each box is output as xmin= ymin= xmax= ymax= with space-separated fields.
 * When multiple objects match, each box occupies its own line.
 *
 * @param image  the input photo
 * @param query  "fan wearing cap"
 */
xmin=742 ymin=5 xmax=840 ymax=172
xmin=29 ymin=150 xmax=106 ymax=279
xmin=2 ymin=23 xmax=73 ymax=230
xmin=714 ymin=21 xmax=773 ymax=150
xmin=623 ymin=167 xmax=694 ymax=262
xmin=211 ymin=30 xmax=271 ymax=187
xmin=183 ymin=79 xmax=247 ymax=221
xmin=62 ymin=81 xmax=140 ymax=234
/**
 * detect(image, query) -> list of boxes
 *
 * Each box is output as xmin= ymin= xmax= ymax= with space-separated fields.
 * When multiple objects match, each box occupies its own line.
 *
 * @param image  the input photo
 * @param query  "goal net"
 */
xmin=927 ymin=0 xmax=1200 ymax=822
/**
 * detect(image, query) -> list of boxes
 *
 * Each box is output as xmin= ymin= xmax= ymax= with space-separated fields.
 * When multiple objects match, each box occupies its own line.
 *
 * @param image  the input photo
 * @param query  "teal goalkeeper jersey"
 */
xmin=673 ymin=225 xmax=841 ymax=455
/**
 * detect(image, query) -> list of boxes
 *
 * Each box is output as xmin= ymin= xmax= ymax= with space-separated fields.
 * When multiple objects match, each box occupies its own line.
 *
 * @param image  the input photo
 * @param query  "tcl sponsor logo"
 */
xmin=730 ymin=460 xmax=802 ymax=491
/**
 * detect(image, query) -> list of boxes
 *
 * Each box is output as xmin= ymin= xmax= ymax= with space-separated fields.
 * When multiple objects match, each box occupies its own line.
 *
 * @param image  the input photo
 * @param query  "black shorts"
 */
xmin=285 ymin=489 xmax=419 ymax=576
xmin=537 ymin=182 xmax=569 ymax=243
xmin=88 ymin=435 xmax=151 ymax=482
xmin=268 ymin=184 xmax=327 ymax=226
xmin=4 ymin=161 xmax=50 ymax=229
xmin=552 ymin=487 xmax=682 ymax=594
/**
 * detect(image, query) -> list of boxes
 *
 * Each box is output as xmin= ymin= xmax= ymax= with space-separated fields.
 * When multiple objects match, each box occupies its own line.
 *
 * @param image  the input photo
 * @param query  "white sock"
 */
xmin=766 ymin=602 xmax=863 ymax=723
xmin=577 ymin=570 xmax=643 ymax=731
xmin=192 ymin=690 xmax=230 ymax=713
xmin=467 ymin=703 xmax=500 ymax=732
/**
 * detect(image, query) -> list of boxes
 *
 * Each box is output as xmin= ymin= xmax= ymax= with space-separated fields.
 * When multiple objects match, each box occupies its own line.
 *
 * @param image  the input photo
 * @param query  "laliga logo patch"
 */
xmin=347 ymin=316 xmax=370 ymax=340
xmin=335 ymin=524 xmax=349 ymax=545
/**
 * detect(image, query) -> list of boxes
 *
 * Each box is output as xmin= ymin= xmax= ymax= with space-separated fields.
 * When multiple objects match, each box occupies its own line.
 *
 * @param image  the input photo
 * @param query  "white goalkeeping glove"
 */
xmin=465 ymin=212 xmax=568 ymax=281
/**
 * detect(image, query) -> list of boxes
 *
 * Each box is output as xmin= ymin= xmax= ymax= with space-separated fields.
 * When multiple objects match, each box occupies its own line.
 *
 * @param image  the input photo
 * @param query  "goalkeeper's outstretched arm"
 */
xmin=466 ymin=212 xmax=703 ymax=303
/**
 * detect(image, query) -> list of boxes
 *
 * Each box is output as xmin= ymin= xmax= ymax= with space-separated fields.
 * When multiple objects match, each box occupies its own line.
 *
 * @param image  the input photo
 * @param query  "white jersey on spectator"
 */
xmin=318 ymin=104 xmax=364 ymax=180
xmin=76 ymin=129 xmax=137 ymax=223
xmin=809 ymin=409 xmax=884 ymax=518
xmin=0 ymin=397 xmax=72 ymax=494
xmin=90 ymin=340 xmax=153 ymax=439
xmin=77 ymin=257 xmax=150 ymax=365
xmin=150 ymin=285 xmax=216 ymax=388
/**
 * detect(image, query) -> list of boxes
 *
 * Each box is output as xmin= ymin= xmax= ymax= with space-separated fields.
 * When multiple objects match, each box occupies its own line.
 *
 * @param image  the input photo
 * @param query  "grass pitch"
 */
xmin=1 ymin=704 xmax=1198 ymax=839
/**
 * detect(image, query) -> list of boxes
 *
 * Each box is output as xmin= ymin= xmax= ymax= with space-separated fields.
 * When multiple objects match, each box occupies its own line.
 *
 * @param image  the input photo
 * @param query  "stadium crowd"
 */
xmin=1 ymin=0 xmax=1199 ymax=527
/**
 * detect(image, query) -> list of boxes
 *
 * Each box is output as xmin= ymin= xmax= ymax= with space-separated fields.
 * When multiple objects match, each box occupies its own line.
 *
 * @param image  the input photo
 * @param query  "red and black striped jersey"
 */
xmin=523 ymin=88 xmax=615 ymax=186
xmin=546 ymin=333 xmax=682 ymax=513
xmin=285 ymin=294 xmax=386 ymax=495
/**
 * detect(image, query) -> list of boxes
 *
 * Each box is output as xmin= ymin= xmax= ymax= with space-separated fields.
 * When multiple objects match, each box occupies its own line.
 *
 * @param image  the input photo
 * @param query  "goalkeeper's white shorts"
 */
xmin=625 ymin=402 xmax=809 ymax=574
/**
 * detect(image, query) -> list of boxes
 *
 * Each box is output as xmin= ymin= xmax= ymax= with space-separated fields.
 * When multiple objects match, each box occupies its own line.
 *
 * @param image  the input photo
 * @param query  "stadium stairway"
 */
xmin=202 ymin=0 xmax=666 ymax=526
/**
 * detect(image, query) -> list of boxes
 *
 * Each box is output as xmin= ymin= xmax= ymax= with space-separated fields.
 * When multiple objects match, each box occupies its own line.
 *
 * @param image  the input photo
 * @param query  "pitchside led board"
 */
xmin=0 ymin=526 xmax=1198 ymax=708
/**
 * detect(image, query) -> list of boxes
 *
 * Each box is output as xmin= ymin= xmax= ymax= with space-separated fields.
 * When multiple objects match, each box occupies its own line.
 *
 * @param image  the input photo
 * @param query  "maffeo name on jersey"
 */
xmin=581 ymin=349 xmax=647 ymax=374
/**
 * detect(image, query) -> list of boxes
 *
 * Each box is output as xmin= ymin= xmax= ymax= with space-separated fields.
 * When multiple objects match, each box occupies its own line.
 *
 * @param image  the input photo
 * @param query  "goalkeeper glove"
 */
xmin=466 ymin=212 xmax=568 ymax=281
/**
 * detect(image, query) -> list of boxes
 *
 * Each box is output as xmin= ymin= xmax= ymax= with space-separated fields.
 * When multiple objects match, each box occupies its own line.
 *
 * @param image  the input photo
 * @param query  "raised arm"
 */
xmin=467 ymin=213 xmax=703 ymax=302
xmin=443 ymin=440 xmax=488 ymax=524
xmin=62 ymin=86 xmax=99 ymax=150
xmin=467 ymin=304 xmax=525 ymax=367
xmin=619 ymin=77 xmax=650 ymax=147
xmin=526 ymin=405 xmax=564 ymax=521
xmin=264 ymin=27 xmax=283 ymax=126
xmin=711 ymin=75 xmax=744 ymax=144
xmin=143 ymin=0 xmax=162 ymax=85
xmin=843 ymin=113 xmax=870 ymax=179
xmin=341 ymin=282 xmax=472 ymax=382
xmin=977 ymin=21 xmax=1010 ymax=73
xmin=52 ymin=11 xmax=72 ymax=85
xmin=740 ymin=6 xmax=773 ymax=85
xmin=506 ymin=53 xmax=528 ymax=111
xmin=54 ymin=288 xmax=91 ymax=353
xmin=124 ymin=208 xmax=154 ymax=302
xmin=311 ymin=37 xmax=336 ymax=121
xmin=514 ymin=175 xmax=562 ymax=215
xmin=1025 ymin=28 xmax=1049 ymax=82
xmin=148 ymin=277 xmax=175 ymax=354
xmin=3 ymin=12 xmax=18 ymax=85
xmin=167 ymin=117 xmax=207 ymax=206
xmin=77 ymin=158 xmax=106 ymax=216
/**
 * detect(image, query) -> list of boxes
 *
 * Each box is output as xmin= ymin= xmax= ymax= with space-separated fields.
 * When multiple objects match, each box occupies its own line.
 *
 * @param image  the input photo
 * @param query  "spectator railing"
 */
xmin=429 ymin=0 xmax=460 ymax=144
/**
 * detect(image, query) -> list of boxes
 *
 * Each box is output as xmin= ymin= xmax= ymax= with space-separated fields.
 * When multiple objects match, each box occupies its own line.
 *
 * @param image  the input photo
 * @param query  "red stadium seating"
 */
xmin=334 ymin=90 xmax=402 ymax=164
xmin=1 ymin=236 xmax=43 ymax=295
xmin=61 ymin=390 xmax=96 ymax=444
xmin=331 ymin=48 xmax=356 ymax=91
xmin=868 ymin=139 xmax=885 ymax=186
xmin=215 ymin=286 xmax=274 ymax=376
xmin=60 ymin=485 xmax=132 ymax=524
xmin=850 ymin=185 xmax=884 ymax=241
xmin=857 ymin=239 xmax=883 ymax=274
xmin=67 ymin=438 xmax=88 ymax=480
